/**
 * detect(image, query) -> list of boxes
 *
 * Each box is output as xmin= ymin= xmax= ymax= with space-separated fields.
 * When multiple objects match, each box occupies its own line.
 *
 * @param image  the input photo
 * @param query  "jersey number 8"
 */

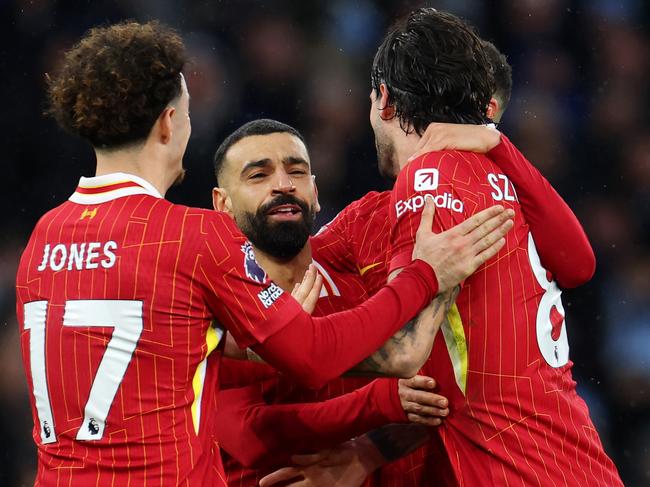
xmin=528 ymin=234 xmax=570 ymax=368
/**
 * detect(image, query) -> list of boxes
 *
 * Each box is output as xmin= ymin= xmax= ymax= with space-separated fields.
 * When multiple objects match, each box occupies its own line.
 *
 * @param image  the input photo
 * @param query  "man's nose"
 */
xmin=272 ymin=173 xmax=296 ymax=194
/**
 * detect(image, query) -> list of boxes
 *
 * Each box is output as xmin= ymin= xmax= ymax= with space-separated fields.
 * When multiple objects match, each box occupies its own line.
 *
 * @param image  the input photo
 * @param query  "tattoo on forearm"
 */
xmin=366 ymin=423 xmax=430 ymax=462
xmin=353 ymin=286 xmax=459 ymax=374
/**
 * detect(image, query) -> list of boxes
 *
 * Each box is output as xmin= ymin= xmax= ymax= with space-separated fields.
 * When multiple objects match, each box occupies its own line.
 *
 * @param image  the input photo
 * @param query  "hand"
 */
xmin=291 ymin=264 xmax=323 ymax=314
xmin=412 ymin=200 xmax=514 ymax=293
xmin=398 ymin=375 xmax=449 ymax=426
xmin=408 ymin=122 xmax=502 ymax=162
xmin=259 ymin=438 xmax=381 ymax=487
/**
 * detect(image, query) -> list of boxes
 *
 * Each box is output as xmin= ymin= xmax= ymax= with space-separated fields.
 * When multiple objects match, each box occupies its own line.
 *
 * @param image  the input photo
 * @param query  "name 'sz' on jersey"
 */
xmin=383 ymin=151 xmax=622 ymax=487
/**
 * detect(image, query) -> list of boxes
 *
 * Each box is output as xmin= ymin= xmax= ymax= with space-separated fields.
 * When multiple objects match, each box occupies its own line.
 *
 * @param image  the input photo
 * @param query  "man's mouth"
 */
xmin=266 ymin=204 xmax=303 ymax=220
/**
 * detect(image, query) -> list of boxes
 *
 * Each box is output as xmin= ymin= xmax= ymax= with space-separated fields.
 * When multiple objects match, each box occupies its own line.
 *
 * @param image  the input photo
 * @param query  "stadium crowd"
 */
xmin=1 ymin=0 xmax=648 ymax=485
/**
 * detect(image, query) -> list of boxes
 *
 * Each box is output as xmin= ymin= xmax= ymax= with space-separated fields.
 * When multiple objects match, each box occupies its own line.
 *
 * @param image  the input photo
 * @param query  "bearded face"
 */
xmin=235 ymin=193 xmax=315 ymax=260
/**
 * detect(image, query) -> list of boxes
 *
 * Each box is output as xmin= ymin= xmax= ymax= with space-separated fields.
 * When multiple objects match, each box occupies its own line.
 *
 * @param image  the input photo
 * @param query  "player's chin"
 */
xmin=172 ymin=168 xmax=187 ymax=187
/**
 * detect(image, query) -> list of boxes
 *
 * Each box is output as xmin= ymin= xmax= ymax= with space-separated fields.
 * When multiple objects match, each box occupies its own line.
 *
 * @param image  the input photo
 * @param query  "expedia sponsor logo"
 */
xmin=258 ymin=282 xmax=283 ymax=308
xmin=395 ymin=193 xmax=464 ymax=218
xmin=414 ymin=168 xmax=439 ymax=191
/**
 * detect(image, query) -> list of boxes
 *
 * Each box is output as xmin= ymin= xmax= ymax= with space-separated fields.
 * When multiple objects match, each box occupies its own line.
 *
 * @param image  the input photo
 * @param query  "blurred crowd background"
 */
xmin=1 ymin=0 xmax=648 ymax=485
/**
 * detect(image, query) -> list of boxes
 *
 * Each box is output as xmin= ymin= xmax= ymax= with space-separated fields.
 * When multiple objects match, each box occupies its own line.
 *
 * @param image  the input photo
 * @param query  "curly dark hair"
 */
xmin=483 ymin=40 xmax=513 ymax=112
xmin=47 ymin=21 xmax=187 ymax=149
xmin=371 ymin=8 xmax=495 ymax=134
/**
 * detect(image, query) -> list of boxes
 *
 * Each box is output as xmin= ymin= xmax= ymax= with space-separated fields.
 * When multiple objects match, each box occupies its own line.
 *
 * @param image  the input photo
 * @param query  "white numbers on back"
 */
xmin=528 ymin=234 xmax=570 ymax=367
xmin=23 ymin=299 xmax=143 ymax=443
xmin=487 ymin=173 xmax=518 ymax=202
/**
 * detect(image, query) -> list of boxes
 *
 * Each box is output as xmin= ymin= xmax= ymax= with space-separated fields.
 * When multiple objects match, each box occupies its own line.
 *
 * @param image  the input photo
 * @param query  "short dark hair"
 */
xmin=483 ymin=40 xmax=512 ymax=112
xmin=371 ymin=8 xmax=494 ymax=134
xmin=47 ymin=21 xmax=187 ymax=149
xmin=213 ymin=119 xmax=306 ymax=185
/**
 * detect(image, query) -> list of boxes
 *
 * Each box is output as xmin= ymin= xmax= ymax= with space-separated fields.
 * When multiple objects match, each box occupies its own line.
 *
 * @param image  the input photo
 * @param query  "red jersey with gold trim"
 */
xmin=312 ymin=191 xmax=391 ymax=296
xmin=221 ymin=244 xmax=377 ymax=487
xmin=381 ymin=151 xmax=622 ymax=487
xmin=15 ymin=173 xmax=303 ymax=487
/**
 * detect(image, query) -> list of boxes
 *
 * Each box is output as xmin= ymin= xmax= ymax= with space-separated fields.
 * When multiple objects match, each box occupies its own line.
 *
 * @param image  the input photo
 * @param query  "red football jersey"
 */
xmin=382 ymin=151 xmax=622 ymax=486
xmin=312 ymin=190 xmax=392 ymax=296
xmin=221 ymin=245 xmax=379 ymax=487
xmin=15 ymin=173 xmax=302 ymax=486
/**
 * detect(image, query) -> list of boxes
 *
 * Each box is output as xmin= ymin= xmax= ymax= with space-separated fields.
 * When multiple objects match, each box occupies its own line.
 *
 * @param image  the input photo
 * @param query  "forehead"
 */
xmin=225 ymin=132 xmax=309 ymax=171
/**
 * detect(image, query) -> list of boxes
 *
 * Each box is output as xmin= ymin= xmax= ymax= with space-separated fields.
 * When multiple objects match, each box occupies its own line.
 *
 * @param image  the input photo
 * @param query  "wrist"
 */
xmin=349 ymin=435 xmax=386 ymax=473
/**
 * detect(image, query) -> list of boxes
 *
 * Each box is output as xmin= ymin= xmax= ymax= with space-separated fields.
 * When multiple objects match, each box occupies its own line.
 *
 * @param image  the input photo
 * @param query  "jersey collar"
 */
xmin=69 ymin=172 xmax=163 ymax=204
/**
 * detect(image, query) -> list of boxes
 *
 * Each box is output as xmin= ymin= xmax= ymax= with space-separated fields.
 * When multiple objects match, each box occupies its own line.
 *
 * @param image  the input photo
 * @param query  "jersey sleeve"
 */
xmin=197 ymin=212 xmax=303 ymax=348
xmin=487 ymin=136 xmax=596 ymax=288
xmin=311 ymin=202 xmax=360 ymax=275
xmin=214 ymin=378 xmax=405 ymax=468
xmin=198 ymin=211 xmax=439 ymax=389
xmin=389 ymin=152 xmax=471 ymax=274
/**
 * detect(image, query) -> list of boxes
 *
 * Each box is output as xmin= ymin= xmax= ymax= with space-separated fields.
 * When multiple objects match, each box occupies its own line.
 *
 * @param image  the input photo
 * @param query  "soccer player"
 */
xmin=364 ymin=8 xmax=621 ymax=486
xmin=15 ymin=21 xmax=513 ymax=486
xmin=259 ymin=25 xmax=606 ymax=487
xmin=210 ymin=119 xmax=474 ymax=486
xmin=483 ymin=40 xmax=512 ymax=124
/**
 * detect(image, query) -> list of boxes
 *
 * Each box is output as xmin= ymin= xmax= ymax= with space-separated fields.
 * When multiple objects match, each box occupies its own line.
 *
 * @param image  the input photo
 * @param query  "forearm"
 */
xmin=253 ymin=260 xmax=438 ymax=389
xmin=350 ymin=288 xmax=457 ymax=377
xmin=216 ymin=379 xmax=407 ymax=468
xmin=488 ymin=135 xmax=595 ymax=287
xmin=365 ymin=423 xmax=431 ymax=463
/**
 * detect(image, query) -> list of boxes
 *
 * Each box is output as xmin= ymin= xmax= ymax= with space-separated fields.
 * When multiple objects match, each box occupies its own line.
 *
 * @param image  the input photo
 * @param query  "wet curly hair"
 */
xmin=371 ymin=8 xmax=494 ymax=134
xmin=47 ymin=21 xmax=187 ymax=149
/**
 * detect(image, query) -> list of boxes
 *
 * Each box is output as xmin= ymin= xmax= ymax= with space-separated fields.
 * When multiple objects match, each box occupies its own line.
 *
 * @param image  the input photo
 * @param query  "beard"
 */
xmin=237 ymin=194 xmax=315 ymax=260
xmin=374 ymin=132 xmax=398 ymax=180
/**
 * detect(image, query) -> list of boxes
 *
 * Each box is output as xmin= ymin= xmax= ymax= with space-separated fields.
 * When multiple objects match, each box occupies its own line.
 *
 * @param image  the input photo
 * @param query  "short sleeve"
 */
xmin=196 ymin=211 xmax=303 ymax=348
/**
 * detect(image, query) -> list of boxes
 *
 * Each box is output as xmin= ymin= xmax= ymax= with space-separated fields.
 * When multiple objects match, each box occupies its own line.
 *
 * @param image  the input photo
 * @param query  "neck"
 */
xmin=94 ymin=143 xmax=174 ymax=197
xmin=389 ymin=125 xmax=422 ymax=174
xmin=253 ymin=240 xmax=313 ymax=292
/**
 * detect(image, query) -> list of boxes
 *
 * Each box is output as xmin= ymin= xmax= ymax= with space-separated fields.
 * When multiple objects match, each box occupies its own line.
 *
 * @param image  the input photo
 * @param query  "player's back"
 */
xmin=387 ymin=151 xmax=622 ymax=486
xmin=16 ymin=176 xmax=226 ymax=486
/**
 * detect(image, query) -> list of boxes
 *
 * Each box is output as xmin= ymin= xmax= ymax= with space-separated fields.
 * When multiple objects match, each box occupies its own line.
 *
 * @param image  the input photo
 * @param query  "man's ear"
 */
xmin=378 ymin=83 xmax=395 ymax=121
xmin=312 ymin=175 xmax=321 ymax=214
xmin=212 ymin=187 xmax=233 ymax=215
xmin=157 ymin=106 xmax=176 ymax=144
xmin=486 ymin=97 xmax=500 ymax=121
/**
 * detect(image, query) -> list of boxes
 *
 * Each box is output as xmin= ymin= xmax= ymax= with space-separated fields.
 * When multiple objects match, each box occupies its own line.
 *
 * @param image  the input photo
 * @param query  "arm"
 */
xmin=411 ymin=123 xmax=595 ymax=288
xmin=350 ymin=287 xmax=458 ymax=377
xmin=203 ymin=207 xmax=509 ymax=389
xmin=486 ymin=134 xmax=595 ymax=288
xmin=259 ymin=424 xmax=431 ymax=487
xmin=215 ymin=378 xmax=407 ymax=468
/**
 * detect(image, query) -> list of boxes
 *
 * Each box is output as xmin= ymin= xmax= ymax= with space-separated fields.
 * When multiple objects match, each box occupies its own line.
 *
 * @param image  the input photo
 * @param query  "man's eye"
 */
xmin=290 ymin=170 xmax=307 ymax=176
xmin=249 ymin=173 xmax=266 ymax=180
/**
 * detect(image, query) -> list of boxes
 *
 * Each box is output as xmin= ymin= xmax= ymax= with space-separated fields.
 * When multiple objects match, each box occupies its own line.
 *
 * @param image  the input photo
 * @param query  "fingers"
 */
xmin=407 ymin=413 xmax=444 ymax=427
xmin=472 ymin=234 xmax=507 ymax=269
xmin=399 ymin=375 xmax=449 ymax=423
xmin=416 ymin=198 xmax=436 ymax=237
xmin=455 ymin=205 xmax=505 ymax=236
xmin=467 ymin=209 xmax=515 ymax=249
xmin=401 ymin=375 xmax=436 ymax=390
xmin=302 ymin=273 xmax=323 ymax=314
xmin=291 ymin=451 xmax=330 ymax=466
xmin=291 ymin=265 xmax=323 ymax=313
xmin=260 ymin=467 xmax=304 ymax=487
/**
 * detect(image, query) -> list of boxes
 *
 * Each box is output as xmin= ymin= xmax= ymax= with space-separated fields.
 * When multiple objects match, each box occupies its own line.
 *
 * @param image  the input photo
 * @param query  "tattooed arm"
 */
xmin=348 ymin=287 xmax=458 ymax=377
